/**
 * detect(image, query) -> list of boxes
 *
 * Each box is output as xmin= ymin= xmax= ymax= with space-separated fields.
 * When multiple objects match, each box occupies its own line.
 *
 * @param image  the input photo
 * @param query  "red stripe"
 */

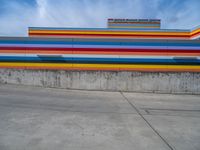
xmin=191 ymin=32 xmax=200 ymax=38
xmin=29 ymin=35 xmax=189 ymax=40
xmin=29 ymin=33 xmax=189 ymax=38
xmin=0 ymin=47 xmax=200 ymax=53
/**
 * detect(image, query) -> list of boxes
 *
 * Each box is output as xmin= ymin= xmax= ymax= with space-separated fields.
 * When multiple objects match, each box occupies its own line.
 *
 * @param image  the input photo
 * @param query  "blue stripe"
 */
xmin=0 ymin=56 xmax=200 ymax=64
xmin=0 ymin=40 xmax=200 ymax=47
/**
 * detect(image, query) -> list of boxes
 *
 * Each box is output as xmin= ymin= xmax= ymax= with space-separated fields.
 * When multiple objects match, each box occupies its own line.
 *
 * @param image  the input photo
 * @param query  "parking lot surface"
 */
xmin=0 ymin=84 xmax=199 ymax=150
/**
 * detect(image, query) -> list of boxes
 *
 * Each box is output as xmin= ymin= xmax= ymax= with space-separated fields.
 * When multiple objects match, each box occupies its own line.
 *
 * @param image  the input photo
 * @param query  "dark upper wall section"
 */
xmin=107 ymin=18 xmax=161 ymax=29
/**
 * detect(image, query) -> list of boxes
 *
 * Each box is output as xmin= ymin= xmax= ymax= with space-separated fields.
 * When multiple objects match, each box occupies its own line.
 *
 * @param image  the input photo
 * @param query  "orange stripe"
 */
xmin=191 ymin=32 xmax=200 ymax=38
xmin=29 ymin=34 xmax=189 ymax=39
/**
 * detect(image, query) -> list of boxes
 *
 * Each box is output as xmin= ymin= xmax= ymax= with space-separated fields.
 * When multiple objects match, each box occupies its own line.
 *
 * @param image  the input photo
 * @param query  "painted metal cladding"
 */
xmin=28 ymin=27 xmax=200 ymax=40
xmin=0 ymin=37 xmax=200 ymax=72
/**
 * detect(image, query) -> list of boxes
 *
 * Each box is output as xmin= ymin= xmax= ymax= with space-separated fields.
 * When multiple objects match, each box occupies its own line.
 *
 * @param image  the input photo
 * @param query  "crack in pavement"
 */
xmin=120 ymin=92 xmax=175 ymax=150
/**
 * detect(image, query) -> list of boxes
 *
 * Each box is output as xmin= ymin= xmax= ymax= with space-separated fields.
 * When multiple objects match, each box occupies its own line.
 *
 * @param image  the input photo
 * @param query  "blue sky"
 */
xmin=0 ymin=0 xmax=200 ymax=36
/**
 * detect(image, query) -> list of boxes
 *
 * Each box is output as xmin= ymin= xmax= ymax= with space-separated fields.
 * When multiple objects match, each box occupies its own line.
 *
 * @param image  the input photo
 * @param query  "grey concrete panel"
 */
xmin=0 ymin=69 xmax=200 ymax=94
xmin=0 ymin=84 xmax=136 ymax=114
xmin=123 ymin=92 xmax=200 ymax=116
xmin=122 ymin=91 xmax=200 ymax=150
xmin=144 ymin=115 xmax=200 ymax=150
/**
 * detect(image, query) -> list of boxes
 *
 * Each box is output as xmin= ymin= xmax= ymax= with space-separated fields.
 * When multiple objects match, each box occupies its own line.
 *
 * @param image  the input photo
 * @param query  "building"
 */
xmin=0 ymin=19 xmax=200 ymax=72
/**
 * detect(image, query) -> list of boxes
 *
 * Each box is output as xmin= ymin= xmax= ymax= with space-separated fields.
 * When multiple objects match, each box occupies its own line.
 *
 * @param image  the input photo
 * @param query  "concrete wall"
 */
xmin=0 ymin=69 xmax=200 ymax=94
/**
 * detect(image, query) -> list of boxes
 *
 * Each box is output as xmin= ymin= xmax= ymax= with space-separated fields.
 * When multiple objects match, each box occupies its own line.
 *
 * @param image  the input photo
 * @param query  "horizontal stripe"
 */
xmin=1 ymin=44 xmax=200 ymax=49
xmin=1 ymin=45 xmax=200 ymax=50
xmin=0 ymin=47 xmax=200 ymax=52
xmin=0 ymin=51 xmax=199 ymax=56
xmin=1 ymin=66 xmax=199 ymax=72
xmin=1 ymin=38 xmax=200 ymax=47
xmin=28 ymin=27 xmax=200 ymax=40
xmin=29 ymin=33 xmax=200 ymax=40
xmin=29 ymin=31 xmax=190 ymax=36
xmin=0 ymin=53 xmax=173 ymax=58
xmin=29 ymin=34 xmax=188 ymax=39
xmin=191 ymin=32 xmax=200 ymax=38
xmin=0 ymin=62 xmax=200 ymax=72
xmin=1 ymin=40 xmax=200 ymax=47
xmin=28 ymin=27 xmax=190 ymax=32
xmin=28 ymin=29 xmax=190 ymax=35
xmin=1 ymin=53 xmax=196 ymax=58
xmin=29 ymin=33 xmax=190 ymax=39
xmin=191 ymin=29 xmax=200 ymax=35
xmin=0 ymin=56 xmax=199 ymax=65
xmin=29 ymin=33 xmax=197 ymax=38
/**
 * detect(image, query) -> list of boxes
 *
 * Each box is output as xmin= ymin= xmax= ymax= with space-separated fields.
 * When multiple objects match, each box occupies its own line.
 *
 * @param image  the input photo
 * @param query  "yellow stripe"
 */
xmin=0 ymin=62 xmax=72 ymax=67
xmin=74 ymin=64 xmax=200 ymax=69
xmin=191 ymin=28 xmax=200 ymax=35
xmin=29 ymin=30 xmax=189 ymax=36
xmin=0 ymin=62 xmax=200 ymax=70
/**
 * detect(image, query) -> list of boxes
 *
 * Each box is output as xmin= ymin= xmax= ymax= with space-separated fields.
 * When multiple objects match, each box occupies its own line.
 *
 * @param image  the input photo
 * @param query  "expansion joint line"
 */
xmin=120 ymin=92 xmax=175 ymax=150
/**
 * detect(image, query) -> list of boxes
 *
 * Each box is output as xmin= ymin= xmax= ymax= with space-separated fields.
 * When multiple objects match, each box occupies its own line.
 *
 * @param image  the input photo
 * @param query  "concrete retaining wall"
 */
xmin=0 ymin=69 xmax=200 ymax=94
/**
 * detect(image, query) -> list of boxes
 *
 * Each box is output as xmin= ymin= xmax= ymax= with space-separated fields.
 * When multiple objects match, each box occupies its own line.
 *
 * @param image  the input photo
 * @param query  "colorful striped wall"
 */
xmin=191 ymin=26 xmax=200 ymax=39
xmin=0 ymin=37 xmax=200 ymax=72
xmin=28 ymin=26 xmax=200 ymax=40
xmin=1 ymin=19 xmax=200 ymax=72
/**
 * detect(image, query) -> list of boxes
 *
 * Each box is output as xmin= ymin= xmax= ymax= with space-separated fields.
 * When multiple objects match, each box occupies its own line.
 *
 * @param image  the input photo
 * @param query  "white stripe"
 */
xmin=0 ymin=53 xmax=199 ymax=59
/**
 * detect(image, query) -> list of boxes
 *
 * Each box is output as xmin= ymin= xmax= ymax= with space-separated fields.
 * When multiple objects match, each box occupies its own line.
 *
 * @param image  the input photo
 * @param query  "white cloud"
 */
xmin=36 ymin=0 xmax=48 ymax=18
xmin=0 ymin=0 xmax=200 ymax=36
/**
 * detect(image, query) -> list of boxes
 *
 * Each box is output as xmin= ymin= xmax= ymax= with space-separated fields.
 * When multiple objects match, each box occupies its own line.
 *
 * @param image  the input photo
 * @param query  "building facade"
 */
xmin=0 ymin=19 xmax=200 ymax=72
